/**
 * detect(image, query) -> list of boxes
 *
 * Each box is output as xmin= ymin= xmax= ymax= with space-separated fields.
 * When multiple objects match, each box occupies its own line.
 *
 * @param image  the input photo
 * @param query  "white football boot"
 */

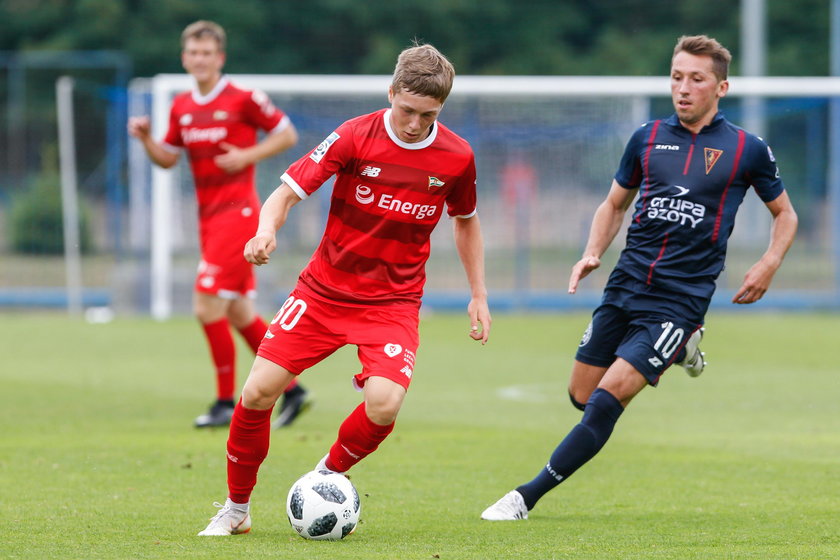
xmin=314 ymin=453 xmax=346 ymax=475
xmin=197 ymin=499 xmax=251 ymax=536
xmin=678 ymin=327 xmax=706 ymax=378
xmin=480 ymin=490 xmax=529 ymax=521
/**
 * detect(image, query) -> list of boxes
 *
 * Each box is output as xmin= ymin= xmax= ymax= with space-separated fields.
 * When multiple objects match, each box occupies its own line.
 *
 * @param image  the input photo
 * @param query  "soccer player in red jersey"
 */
xmin=198 ymin=42 xmax=491 ymax=536
xmin=128 ymin=21 xmax=310 ymax=429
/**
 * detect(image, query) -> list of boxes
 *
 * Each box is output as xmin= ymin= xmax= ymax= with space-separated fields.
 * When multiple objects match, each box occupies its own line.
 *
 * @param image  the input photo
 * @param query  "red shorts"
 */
xmin=194 ymin=209 xmax=258 ymax=299
xmin=257 ymin=285 xmax=420 ymax=390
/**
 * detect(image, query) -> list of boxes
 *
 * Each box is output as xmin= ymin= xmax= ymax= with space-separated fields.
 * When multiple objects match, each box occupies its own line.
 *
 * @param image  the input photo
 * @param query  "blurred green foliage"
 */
xmin=0 ymin=0 xmax=831 ymax=77
xmin=8 ymin=144 xmax=92 ymax=254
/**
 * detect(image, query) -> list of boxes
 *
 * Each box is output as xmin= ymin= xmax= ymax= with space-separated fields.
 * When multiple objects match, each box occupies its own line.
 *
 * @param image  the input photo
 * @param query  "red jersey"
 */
xmin=163 ymin=77 xmax=290 ymax=221
xmin=282 ymin=109 xmax=477 ymax=305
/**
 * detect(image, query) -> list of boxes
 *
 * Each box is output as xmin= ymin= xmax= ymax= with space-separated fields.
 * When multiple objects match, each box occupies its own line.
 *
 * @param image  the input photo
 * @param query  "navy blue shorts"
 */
xmin=575 ymin=269 xmax=709 ymax=386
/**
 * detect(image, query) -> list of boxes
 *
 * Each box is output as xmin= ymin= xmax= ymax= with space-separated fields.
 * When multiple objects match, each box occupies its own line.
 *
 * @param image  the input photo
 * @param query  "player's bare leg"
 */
xmin=567 ymin=360 xmax=608 ymax=411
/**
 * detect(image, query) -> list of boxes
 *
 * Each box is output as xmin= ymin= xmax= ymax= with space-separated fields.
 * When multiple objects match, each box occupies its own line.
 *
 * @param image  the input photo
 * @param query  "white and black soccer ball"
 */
xmin=286 ymin=470 xmax=361 ymax=540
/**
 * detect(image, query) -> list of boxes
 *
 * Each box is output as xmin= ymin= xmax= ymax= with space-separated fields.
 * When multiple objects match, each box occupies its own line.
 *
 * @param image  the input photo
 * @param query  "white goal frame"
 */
xmin=141 ymin=74 xmax=840 ymax=319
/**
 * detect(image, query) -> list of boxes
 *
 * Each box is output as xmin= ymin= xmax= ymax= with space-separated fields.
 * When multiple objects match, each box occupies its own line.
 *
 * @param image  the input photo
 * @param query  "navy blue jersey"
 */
xmin=613 ymin=112 xmax=785 ymax=299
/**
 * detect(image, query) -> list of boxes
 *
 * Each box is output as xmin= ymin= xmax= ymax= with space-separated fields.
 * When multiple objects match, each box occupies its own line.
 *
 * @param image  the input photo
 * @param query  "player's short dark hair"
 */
xmin=673 ymin=35 xmax=731 ymax=82
xmin=391 ymin=42 xmax=455 ymax=103
xmin=181 ymin=20 xmax=226 ymax=51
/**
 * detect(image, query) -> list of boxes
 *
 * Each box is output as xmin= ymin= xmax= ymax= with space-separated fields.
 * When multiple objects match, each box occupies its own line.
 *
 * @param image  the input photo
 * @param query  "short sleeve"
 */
xmin=282 ymin=121 xmax=355 ymax=197
xmin=445 ymin=154 xmax=478 ymax=217
xmin=614 ymin=125 xmax=649 ymax=189
xmin=746 ymin=136 xmax=785 ymax=203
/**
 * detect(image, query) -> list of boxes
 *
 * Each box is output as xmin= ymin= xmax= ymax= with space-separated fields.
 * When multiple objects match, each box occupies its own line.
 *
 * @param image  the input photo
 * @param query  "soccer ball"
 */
xmin=286 ymin=470 xmax=361 ymax=540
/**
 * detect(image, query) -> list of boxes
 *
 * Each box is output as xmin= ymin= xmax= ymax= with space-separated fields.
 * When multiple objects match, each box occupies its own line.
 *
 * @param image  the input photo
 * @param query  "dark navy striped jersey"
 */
xmin=613 ymin=112 xmax=786 ymax=299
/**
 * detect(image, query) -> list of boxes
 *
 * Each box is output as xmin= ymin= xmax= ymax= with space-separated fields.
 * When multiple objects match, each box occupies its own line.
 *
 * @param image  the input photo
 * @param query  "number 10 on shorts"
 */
xmin=648 ymin=321 xmax=684 ymax=367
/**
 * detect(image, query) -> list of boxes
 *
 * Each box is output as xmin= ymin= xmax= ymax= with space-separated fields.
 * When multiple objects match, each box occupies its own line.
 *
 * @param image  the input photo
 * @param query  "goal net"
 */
xmin=128 ymin=75 xmax=840 ymax=319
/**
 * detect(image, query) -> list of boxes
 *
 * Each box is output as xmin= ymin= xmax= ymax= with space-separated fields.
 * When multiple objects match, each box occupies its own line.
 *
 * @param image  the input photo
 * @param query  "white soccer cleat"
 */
xmin=314 ymin=453 xmax=345 ymax=475
xmin=197 ymin=499 xmax=251 ymax=536
xmin=678 ymin=327 xmax=706 ymax=378
xmin=480 ymin=490 xmax=529 ymax=521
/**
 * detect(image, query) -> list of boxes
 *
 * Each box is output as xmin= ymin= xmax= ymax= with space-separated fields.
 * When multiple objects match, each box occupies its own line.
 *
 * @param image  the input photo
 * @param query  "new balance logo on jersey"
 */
xmin=361 ymin=166 xmax=381 ymax=177
xmin=182 ymin=127 xmax=228 ymax=144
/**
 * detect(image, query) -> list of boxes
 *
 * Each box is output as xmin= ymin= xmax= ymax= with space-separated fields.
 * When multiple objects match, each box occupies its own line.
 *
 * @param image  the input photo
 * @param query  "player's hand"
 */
xmin=215 ymin=142 xmax=251 ymax=173
xmin=568 ymin=255 xmax=601 ymax=294
xmin=732 ymin=259 xmax=776 ymax=304
xmin=244 ymin=231 xmax=277 ymax=266
xmin=127 ymin=116 xmax=151 ymax=139
xmin=467 ymin=297 xmax=491 ymax=345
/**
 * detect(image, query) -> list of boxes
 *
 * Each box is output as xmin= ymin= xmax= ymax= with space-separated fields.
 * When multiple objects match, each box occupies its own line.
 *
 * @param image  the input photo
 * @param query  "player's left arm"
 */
xmin=453 ymin=214 xmax=491 ymax=344
xmin=215 ymin=121 xmax=299 ymax=174
xmin=733 ymin=190 xmax=798 ymax=304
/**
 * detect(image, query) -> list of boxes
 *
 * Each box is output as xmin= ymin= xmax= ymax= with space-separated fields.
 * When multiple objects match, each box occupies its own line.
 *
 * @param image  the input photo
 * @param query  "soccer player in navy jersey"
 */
xmin=481 ymin=34 xmax=798 ymax=521
xmin=128 ymin=21 xmax=311 ymax=430
xmin=198 ymin=42 xmax=491 ymax=536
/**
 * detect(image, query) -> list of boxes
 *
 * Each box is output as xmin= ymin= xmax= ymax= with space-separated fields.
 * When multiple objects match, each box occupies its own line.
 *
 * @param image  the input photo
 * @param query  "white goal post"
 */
xmin=132 ymin=74 xmax=840 ymax=319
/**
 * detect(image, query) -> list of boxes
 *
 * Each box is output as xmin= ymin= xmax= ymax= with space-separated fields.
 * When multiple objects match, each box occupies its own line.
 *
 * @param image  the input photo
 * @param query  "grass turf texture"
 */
xmin=1 ymin=312 xmax=838 ymax=559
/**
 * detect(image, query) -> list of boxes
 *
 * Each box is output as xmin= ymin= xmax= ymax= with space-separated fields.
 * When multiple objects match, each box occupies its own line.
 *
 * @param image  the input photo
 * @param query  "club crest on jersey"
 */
xmin=384 ymin=343 xmax=402 ymax=358
xmin=428 ymin=176 xmax=445 ymax=189
xmin=310 ymin=132 xmax=340 ymax=163
xmin=704 ymin=148 xmax=723 ymax=175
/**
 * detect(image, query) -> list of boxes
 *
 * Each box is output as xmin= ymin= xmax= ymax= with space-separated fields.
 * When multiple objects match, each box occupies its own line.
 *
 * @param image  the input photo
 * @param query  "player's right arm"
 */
xmin=568 ymin=180 xmax=637 ymax=294
xmin=243 ymin=183 xmax=302 ymax=266
xmin=127 ymin=116 xmax=179 ymax=169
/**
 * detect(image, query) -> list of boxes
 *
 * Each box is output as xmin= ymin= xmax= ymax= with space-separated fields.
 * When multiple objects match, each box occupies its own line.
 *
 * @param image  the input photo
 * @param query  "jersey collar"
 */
xmin=667 ymin=111 xmax=726 ymax=132
xmin=191 ymin=76 xmax=229 ymax=106
xmin=383 ymin=109 xmax=438 ymax=150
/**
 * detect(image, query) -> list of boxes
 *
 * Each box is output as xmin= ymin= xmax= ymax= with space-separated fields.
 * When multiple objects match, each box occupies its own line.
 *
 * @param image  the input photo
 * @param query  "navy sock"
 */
xmin=516 ymin=388 xmax=624 ymax=510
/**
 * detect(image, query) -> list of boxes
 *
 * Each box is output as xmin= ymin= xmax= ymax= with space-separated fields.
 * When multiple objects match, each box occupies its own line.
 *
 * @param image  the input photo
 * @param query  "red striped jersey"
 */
xmin=163 ymin=77 xmax=290 ymax=221
xmin=282 ymin=108 xmax=477 ymax=305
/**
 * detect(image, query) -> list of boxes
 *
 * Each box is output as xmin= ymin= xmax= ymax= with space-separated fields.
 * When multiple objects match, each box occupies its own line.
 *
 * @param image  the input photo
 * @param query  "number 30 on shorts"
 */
xmin=270 ymin=296 xmax=308 ymax=331
xmin=648 ymin=321 xmax=684 ymax=367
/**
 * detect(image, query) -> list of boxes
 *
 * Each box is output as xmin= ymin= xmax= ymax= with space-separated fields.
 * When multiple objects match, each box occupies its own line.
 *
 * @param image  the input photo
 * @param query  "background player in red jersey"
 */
xmin=128 ymin=20 xmax=310 ymax=429
xmin=198 ymin=42 xmax=491 ymax=536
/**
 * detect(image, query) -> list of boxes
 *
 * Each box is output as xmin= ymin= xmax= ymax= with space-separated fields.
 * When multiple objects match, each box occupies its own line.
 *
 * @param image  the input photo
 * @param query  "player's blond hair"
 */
xmin=673 ymin=35 xmax=731 ymax=82
xmin=181 ymin=20 xmax=226 ymax=51
xmin=391 ymin=43 xmax=455 ymax=103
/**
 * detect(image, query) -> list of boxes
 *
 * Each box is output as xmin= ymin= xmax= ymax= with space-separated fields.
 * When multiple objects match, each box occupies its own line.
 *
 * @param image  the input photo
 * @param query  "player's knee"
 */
xmin=365 ymin=399 xmax=401 ymax=425
xmin=568 ymin=391 xmax=587 ymax=411
xmin=240 ymin=381 xmax=280 ymax=410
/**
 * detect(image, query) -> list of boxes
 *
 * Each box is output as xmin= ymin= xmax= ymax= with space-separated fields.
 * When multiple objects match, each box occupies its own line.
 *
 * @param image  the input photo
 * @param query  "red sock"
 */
xmin=201 ymin=318 xmax=236 ymax=401
xmin=236 ymin=316 xmax=298 ymax=392
xmin=226 ymin=399 xmax=274 ymax=504
xmin=327 ymin=403 xmax=394 ymax=472
xmin=237 ymin=316 xmax=268 ymax=353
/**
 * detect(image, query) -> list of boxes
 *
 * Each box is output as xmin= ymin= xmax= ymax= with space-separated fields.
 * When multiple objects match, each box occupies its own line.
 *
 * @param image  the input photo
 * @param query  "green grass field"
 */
xmin=1 ymin=311 xmax=838 ymax=559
